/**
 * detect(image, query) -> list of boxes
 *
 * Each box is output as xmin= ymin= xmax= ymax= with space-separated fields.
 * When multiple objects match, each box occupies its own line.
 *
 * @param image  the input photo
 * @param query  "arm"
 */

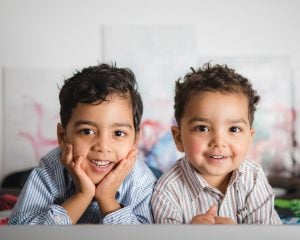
xmin=8 ymin=149 xmax=72 ymax=225
xmin=102 ymin=181 xmax=155 ymax=224
xmin=151 ymin=189 xmax=183 ymax=224
xmin=99 ymin=153 xmax=156 ymax=224
xmin=243 ymin=167 xmax=282 ymax=224
xmin=60 ymin=144 xmax=95 ymax=224
xmin=95 ymin=149 xmax=138 ymax=216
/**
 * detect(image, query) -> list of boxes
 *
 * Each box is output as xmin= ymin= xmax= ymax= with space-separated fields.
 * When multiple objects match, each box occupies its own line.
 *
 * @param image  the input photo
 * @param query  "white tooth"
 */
xmin=91 ymin=160 xmax=110 ymax=167
xmin=211 ymin=155 xmax=224 ymax=159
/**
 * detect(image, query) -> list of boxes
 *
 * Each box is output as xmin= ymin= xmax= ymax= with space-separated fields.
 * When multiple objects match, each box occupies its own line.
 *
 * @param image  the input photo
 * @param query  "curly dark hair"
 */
xmin=174 ymin=63 xmax=260 ymax=126
xmin=59 ymin=63 xmax=143 ymax=132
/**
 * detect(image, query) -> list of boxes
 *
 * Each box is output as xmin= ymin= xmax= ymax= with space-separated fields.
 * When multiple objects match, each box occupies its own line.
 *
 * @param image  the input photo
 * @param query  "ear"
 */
xmin=247 ymin=128 xmax=255 ymax=152
xmin=171 ymin=126 xmax=184 ymax=152
xmin=133 ymin=131 xmax=140 ymax=148
xmin=57 ymin=123 xmax=67 ymax=149
xmin=250 ymin=128 xmax=255 ymax=142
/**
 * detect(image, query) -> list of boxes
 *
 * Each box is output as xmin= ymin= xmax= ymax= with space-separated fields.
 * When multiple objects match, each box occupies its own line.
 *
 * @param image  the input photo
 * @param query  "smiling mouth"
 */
xmin=89 ymin=159 xmax=112 ymax=168
xmin=209 ymin=155 xmax=226 ymax=159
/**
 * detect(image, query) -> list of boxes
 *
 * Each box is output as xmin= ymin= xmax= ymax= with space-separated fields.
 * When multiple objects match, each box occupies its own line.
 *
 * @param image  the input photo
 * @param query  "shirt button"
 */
xmin=115 ymin=191 xmax=120 ymax=199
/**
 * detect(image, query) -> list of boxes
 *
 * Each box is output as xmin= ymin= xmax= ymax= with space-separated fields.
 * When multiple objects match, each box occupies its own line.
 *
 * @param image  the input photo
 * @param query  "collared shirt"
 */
xmin=9 ymin=147 xmax=156 ymax=225
xmin=151 ymin=156 xmax=282 ymax=224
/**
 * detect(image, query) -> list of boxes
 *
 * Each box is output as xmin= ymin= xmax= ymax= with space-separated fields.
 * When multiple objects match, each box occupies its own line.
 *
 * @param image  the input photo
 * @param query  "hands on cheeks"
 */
xmin=95 ymin=148 xmax=138 ymax=215
xmin=61 ymin=144 xmax=95 ymax=200
xmin=190 ymin=205 xmax=235 ymax=224
xmin=94 ymin=148 xmax=138 ymax=202
xmin=60 ymin=144 xmax=138 ymax=215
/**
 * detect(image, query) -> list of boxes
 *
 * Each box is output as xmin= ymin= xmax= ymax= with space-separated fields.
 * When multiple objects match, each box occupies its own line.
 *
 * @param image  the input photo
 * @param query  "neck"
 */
xmin=202 ymin=173 xmax=232 ymax=194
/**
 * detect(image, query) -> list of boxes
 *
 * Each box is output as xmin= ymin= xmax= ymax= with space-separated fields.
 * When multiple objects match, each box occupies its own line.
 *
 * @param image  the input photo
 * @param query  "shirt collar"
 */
xmin=181 ymin=156 xmax=245 ymax=199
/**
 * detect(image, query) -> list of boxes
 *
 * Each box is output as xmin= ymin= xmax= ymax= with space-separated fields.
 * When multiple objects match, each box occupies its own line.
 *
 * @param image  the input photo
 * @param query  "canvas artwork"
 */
xmin=2 ymin=26 xmax=299 ymax=180
xmin=293 ymin=68 xmax=300 ymax=175
xmin=102 ymin=25 xmax=199 ymax=174
xmin=3 ymin=67 xmax=73 ymax=177
xmin=103 ymin=25 xmax=298 ymax=177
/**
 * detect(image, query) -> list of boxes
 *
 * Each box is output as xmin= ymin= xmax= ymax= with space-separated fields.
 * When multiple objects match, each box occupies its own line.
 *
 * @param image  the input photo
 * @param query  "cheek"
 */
xmin=232 ymin=138 xmax=251 ymax=156
xmin=116 ymin=145 xmax=132 ymax=160
xmin=183 ymin=137 xmax=204 ymax=155
xmin=69 ymin=139 xmax=89 ymax=158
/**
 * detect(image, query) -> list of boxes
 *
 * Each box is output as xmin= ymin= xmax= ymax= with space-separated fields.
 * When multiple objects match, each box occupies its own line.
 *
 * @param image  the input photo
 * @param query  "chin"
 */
xmin=90 ymin=176 xmax=105 ymax=185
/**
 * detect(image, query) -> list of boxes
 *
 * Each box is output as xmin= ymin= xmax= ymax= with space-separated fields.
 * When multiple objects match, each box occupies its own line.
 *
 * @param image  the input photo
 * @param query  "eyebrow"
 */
xmin=74 ymin=120 xmax=133 ymax=129
xmin=187 ymin=117 xmax=208 ymax=124
xmin=187 ymin=117 xmax=248 ymax=125
xmin=227 ymin=118 xmax=248 ymax=125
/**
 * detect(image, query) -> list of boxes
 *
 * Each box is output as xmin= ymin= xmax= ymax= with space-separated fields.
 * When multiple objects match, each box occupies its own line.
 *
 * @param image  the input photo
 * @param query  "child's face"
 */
xmin=172 ymin=91 xmax=254 ymax=184
xmin=57 ymin=94 xmax=138 ymax=184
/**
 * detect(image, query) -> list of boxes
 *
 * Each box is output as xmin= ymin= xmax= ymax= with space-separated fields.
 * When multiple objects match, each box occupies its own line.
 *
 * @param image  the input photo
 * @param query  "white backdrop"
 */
xmin=1 ymin=0 xmax=300 ymax=181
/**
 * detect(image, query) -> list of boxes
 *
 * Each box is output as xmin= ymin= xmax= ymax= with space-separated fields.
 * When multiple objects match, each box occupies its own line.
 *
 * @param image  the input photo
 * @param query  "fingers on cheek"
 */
xmin=74 ymin=156 xmax=83 ymax=167
xmin=123 ymin=157 xmax=135 ymax=170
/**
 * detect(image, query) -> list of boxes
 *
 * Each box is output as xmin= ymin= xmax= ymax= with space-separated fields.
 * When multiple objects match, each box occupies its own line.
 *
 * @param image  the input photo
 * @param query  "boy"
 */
xmin=151 ymin=63 xmax=281 ymax=224
xmin=9 ymin=64 xmax=156 ymax=224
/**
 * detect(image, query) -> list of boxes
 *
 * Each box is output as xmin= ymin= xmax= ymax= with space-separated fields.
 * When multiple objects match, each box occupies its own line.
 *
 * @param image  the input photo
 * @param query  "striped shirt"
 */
xmin=151 ymin=156 xmax=281 ymax=224
xmin=9 ymin=147 xmax=156 ymax=225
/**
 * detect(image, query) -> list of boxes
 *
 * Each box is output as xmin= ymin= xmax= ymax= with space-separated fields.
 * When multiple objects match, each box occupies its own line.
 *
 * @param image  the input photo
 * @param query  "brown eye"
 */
xmin=193 ymin=125 xmax=209 ymax=132
xmin=230 ymin=127 xmax=241 ymax=133
xmin=114 ymin=130 xmax=125 ymax=137
xmin=81 ymin=129 xmax=95 ymax=135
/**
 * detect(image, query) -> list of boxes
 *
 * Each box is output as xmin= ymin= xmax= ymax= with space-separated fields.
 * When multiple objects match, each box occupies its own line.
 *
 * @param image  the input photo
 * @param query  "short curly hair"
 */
xmin=59 ymin=63 xmax=143 ymax=132
xmin=174 ymin=63 xmax=260 ymax=126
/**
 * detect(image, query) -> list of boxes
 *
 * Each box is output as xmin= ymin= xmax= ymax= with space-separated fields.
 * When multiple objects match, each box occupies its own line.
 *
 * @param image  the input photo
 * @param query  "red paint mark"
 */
xmin=18 ymin=98 xmax=58 ymax=161
xmin=139 ymin=120 xmax=169 ymax=152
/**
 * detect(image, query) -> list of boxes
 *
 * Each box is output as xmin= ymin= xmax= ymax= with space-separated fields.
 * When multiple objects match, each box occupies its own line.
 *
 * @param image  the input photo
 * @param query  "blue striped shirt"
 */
xmin=151 ymin=156 xmax=281 ymax=224
xmin=9 ymin=147 xmax=156 ymax=225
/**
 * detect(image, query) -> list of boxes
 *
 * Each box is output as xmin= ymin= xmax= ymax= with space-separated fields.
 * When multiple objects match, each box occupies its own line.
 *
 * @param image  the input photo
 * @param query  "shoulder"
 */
xmin=123 ymin=158 xmax=157 ymax=189
xmin=39 ymin=147 xmax=62 ymax=168
xmin=20 ymin=147 xmax=66 ymax=197
xmin=239 ymin=159 xmax=269 ymax=187
xmin=29 ymin=147 xmax=64 ymax=183
xmin=241 ymin=159 xmax=260 ymax=173
xmin=154 ymin=159 xmax=184 ymax=193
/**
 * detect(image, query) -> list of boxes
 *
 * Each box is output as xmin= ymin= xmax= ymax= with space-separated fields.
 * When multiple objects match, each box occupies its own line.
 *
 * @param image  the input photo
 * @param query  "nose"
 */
xmin=92 ymin=134 xmax=111 ymax=152
xmin=208 ymin=130 xmax=226 ymax=148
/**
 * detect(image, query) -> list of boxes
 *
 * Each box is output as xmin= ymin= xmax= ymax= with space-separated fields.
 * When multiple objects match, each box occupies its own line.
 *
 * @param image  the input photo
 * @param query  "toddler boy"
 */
xmin=9 ymin=64 xmax=156 ymax=224
xmin=151 ymin=63 xmax=281 ymax=224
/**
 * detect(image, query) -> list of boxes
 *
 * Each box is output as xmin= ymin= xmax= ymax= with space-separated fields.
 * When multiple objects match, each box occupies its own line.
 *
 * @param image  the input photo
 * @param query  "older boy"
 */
xmin=9 ymin=64 xmax=156 ymax=224
xmin=151 ymin=63 xmax=281 ymax=224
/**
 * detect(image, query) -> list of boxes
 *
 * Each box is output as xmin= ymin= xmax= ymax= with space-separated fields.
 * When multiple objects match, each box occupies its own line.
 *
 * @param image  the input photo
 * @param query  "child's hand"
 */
xmin=61 ymin=144 xmax=95 ymax=200
xmin=190 ymin=205 xmax=217 ymax=224
xmin=190 ymin=205 xmax=236 ymax=224
xmin=95 ymin=148 xmax=138 ymax=215
xmin=214 ymin=216 xmax=236 ymax=224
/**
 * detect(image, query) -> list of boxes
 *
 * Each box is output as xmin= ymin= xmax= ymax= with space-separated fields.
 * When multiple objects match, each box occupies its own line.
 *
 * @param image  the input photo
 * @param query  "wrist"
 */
xmin=97 ymin=198 xmax=121 ymax=216
xmin=75 ymin=191 xmax=94 ymax=203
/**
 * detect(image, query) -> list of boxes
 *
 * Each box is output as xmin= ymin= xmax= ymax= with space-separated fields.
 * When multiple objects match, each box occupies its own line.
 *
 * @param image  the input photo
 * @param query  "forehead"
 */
xmin=69 ymin=94 xmax=133 ymax=123
xmin=183 ymin=91 xmax=250 ymax=123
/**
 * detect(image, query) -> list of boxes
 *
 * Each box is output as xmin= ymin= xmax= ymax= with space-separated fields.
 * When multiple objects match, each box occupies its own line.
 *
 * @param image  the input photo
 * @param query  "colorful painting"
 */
xmin=3 ymin=67 xmax=72 ymax=177
xmin=102 ymin=25 xmax=298 ymax=177
xmin=102 ymin=25 xmax=199 ymax=173
xmin=293 ymin=68 xmax=300 ymax=175
xmin=2 ymin=26 xmax=300 ymax=180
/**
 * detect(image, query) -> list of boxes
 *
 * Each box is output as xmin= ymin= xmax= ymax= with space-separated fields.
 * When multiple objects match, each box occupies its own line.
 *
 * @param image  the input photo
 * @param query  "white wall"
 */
xmin=1 ymin=0 xmax=300 ymax=181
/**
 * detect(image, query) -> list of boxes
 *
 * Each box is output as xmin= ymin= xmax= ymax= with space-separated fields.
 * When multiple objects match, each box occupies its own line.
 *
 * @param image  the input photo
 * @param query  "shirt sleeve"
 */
xmin=8 ymin=166 xmax=72 ymax=225
xmin=243 ymin=167 xmax=282 ymax=224
xmin=151 ymin=189 xmax=182 ymax=224
xmin=102 ymin=165 xmax=156 ymax=224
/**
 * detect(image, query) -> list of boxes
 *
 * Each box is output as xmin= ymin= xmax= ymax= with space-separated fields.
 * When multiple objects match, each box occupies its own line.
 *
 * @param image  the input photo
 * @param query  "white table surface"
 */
xmin=1 ymin=224 xmax=299 ymax=240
